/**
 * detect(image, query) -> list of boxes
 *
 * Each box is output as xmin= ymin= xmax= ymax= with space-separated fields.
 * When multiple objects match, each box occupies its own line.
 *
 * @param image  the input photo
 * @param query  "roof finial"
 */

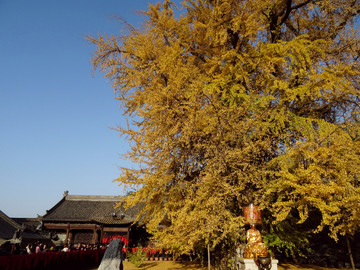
xmin=63 ymin=190 xmax=69 ymax=197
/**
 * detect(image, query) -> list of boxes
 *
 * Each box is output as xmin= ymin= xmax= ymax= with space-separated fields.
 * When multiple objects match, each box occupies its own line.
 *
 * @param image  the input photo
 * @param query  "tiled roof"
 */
xmin=42 ymin=194 xmax=142 ymax=225
xmin=13 ymin=218 xmax=41 ymax=231
xmin=0 ymin=210 xmax=20 ymax=241
xmin=0 ymin=211 xmax=51 ymax=246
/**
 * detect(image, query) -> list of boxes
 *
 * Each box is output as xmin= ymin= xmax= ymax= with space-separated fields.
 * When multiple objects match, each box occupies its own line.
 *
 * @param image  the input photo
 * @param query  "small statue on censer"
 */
xmin=243 ymin=224 xmax=269 ymax=258
xmin=243 ymin=204 xmax=269 ymax=259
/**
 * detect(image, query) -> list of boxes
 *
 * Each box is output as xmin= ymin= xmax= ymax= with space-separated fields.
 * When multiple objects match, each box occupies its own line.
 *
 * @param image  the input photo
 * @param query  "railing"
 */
xmin=0 ymin=249 xmax=105 ymax=270
xmin=124 ymin=247 xmax=173 ymax=261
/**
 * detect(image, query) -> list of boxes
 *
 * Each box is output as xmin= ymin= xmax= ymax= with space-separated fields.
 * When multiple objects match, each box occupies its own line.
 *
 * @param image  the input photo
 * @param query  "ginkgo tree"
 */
xmin=89 ymin=0 xmax=360 ymax=261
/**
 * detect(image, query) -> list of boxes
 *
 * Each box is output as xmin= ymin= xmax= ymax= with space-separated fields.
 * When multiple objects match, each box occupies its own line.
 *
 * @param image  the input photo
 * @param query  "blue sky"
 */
xmin=0 ymin=0 xmax=182 ymax=217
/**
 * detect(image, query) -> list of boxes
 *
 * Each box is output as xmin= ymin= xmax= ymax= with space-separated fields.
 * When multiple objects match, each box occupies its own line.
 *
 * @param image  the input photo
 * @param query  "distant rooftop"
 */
xmin=0 ymin=210 xmax=21 ymax=242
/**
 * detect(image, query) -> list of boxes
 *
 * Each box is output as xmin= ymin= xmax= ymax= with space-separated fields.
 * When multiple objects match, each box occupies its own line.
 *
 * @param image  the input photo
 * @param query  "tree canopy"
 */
xmin=89 ymin=0 xmax=360 ymax=258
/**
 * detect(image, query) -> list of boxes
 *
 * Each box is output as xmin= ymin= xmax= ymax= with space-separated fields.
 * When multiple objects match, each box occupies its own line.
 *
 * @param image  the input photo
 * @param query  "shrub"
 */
xmin=127 ymin=246 xmax=147 ymax=268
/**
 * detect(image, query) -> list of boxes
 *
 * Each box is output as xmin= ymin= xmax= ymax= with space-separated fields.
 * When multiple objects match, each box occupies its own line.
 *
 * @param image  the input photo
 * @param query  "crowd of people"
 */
xmin=0 ymin=241 xmax=108 ymax=270
xmin=0 ymin=241 xmax=107 ymax=256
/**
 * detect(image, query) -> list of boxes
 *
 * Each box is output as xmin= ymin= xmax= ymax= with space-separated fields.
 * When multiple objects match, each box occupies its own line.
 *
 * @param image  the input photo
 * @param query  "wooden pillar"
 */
xmin=64 ymin=223 xmax=70 ymax=245
xmin=92 ymin=225 xmax=97 ymax=244
xmin=69 ymin=231 xmax=74 ymax=246
xmin=100 ymin=226 xmax=104 ymax=244
xmin=127 ymin=227 xmax=130 ymax=244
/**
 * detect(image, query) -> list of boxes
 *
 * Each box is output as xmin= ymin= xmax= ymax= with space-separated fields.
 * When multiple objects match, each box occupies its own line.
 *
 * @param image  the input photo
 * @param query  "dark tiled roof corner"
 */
xmin=0 ymin=210 xmax=21 ymax=240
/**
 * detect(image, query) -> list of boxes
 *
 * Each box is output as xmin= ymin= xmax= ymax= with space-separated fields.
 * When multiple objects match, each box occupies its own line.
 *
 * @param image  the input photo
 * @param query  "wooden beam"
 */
xmin=43 ymin=223 xmax=102 ymax=230
xmin=103 ymin=227 xmax=129 ymax=232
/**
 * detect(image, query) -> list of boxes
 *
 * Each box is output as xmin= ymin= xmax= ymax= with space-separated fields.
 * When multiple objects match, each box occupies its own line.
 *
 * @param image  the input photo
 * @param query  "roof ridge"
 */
xmin=66 ymin=195 xmax=123 ymax=201
xmin=0 ymin=210 xmax=21 ymax=230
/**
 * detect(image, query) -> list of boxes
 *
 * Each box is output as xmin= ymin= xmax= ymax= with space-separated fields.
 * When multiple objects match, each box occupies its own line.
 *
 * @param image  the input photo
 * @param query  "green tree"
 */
xmin=89 ymin=0 xmax=360 ymax=259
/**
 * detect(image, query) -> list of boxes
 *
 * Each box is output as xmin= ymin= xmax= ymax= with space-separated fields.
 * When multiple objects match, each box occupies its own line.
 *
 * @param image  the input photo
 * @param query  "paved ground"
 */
xmin=91 ymin=261 xmax=355 ymax=270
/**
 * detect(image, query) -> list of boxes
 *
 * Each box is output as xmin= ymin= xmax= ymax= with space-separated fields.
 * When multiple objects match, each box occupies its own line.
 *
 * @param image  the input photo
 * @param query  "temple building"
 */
xmin=41 ymin=192 xmax=144 ymax=246
xmin=0 ymin=210 xmax=49 ymax=251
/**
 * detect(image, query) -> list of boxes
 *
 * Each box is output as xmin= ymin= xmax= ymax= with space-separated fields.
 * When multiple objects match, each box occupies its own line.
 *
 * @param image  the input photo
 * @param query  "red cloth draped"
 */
xmin=0 ymin=249 xmax=106 ymax=270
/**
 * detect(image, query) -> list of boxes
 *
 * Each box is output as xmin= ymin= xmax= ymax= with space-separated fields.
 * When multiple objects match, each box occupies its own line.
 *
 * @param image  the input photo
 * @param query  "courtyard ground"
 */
xmin=91 ymin=261 xmax=356 ymax=270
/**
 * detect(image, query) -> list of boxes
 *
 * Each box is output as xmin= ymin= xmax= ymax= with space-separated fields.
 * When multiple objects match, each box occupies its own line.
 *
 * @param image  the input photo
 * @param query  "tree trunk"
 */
xmin=346 ymin=236 xmax=355 ymax=270
xmin=208 ymin=242 xmax=211 ymax=270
